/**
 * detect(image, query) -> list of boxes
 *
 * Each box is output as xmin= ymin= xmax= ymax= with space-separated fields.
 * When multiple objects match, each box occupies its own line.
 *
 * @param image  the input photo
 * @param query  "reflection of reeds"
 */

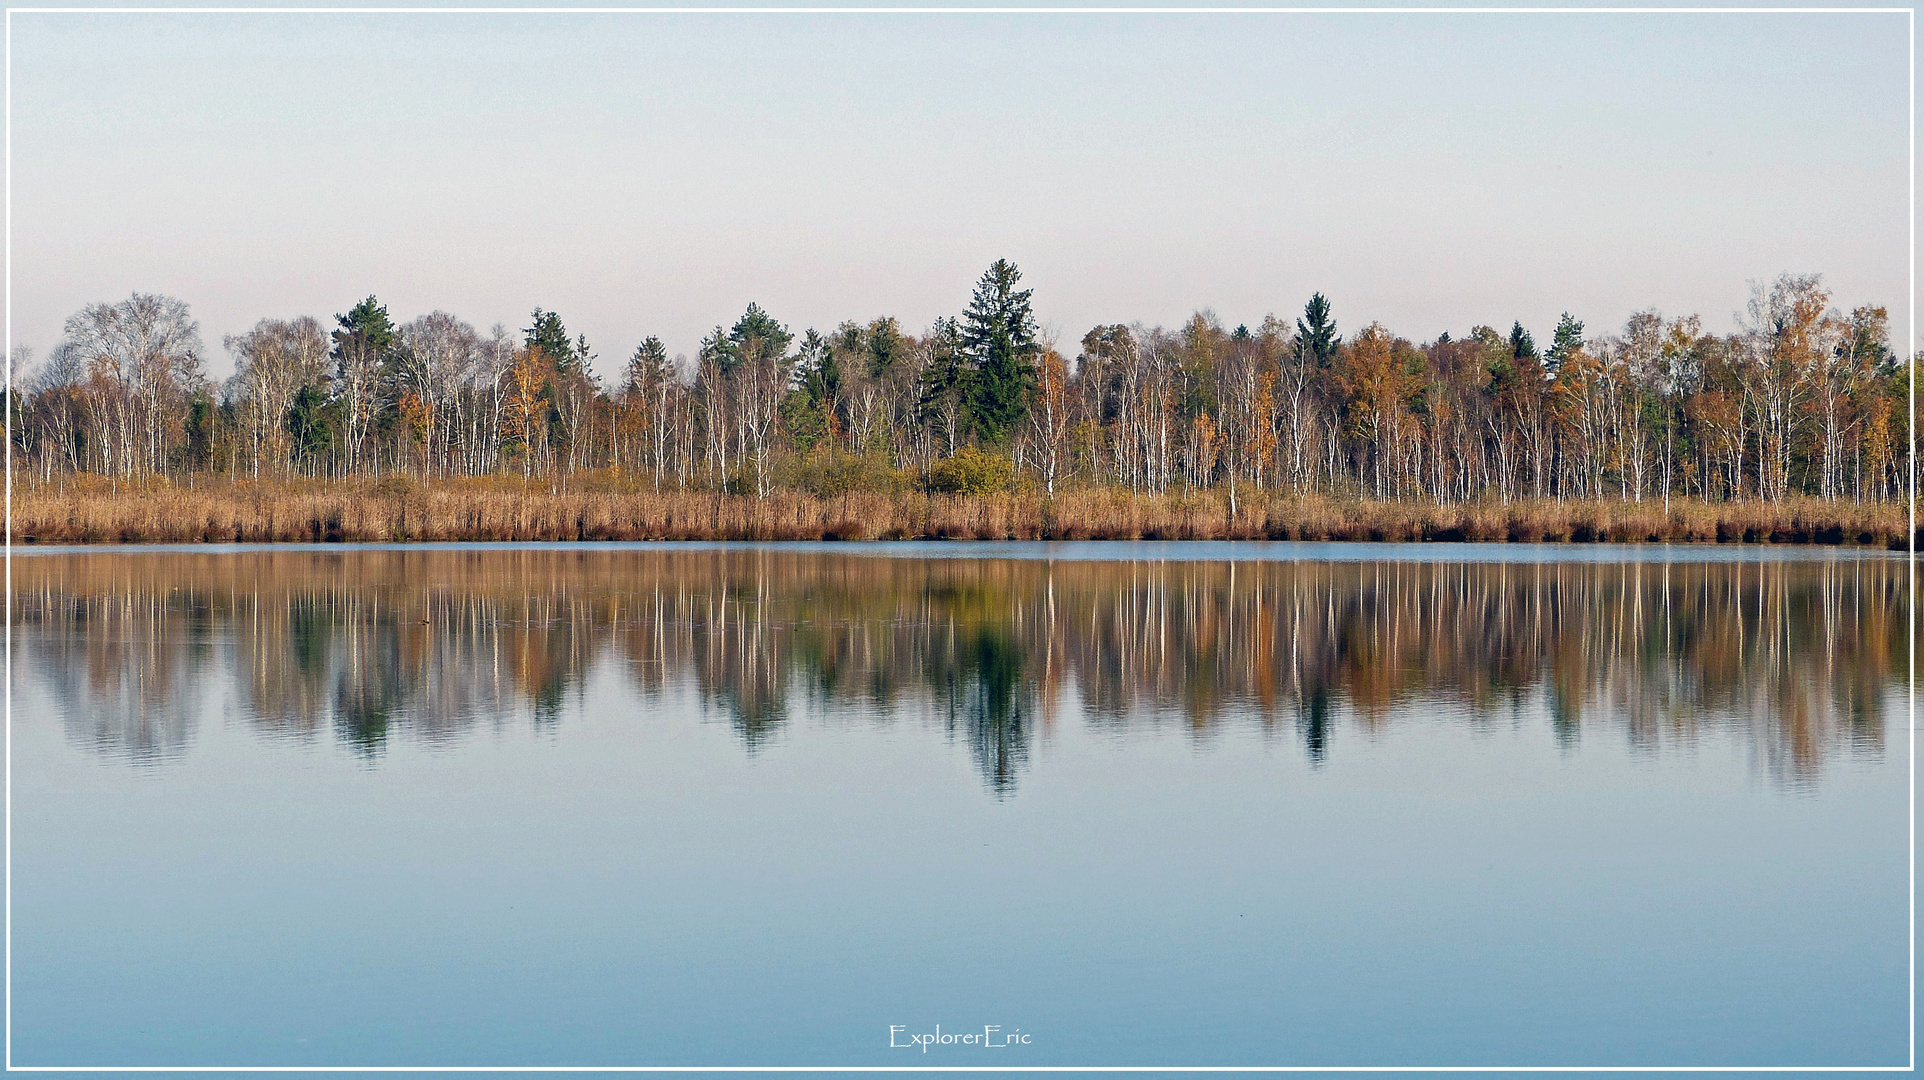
xmin=13 ymin=549 xmax=1903 ymax=788
xmin=12 ymin=479 xmax=1911 ymax=547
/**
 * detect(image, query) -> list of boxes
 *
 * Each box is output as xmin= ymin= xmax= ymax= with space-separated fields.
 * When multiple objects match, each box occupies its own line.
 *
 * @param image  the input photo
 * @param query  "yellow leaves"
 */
xmin=1034 ymin=348 xmax=1069 ymax=411
xmin=1862 ymin=395 xmax=1893 ymax=472
xmin=502 ymin=345 xmax=552 ymax=453
xmin=397 ymin=389 xmax=431 ymax=442
xmin=1337 ymin=321 xmax=1419 ymax=438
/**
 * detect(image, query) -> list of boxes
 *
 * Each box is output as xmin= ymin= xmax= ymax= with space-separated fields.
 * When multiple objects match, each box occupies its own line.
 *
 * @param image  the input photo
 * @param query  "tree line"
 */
xmin=15 ymin=259 xmax=1913 ymax=507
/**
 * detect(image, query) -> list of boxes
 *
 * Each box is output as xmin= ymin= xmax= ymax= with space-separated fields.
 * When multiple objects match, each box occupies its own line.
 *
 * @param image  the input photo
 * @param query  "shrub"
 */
xmin=926 ymin=448 xmax=1014 ymax=495
xmin=783 ymin=450 xmax=905 ymax=498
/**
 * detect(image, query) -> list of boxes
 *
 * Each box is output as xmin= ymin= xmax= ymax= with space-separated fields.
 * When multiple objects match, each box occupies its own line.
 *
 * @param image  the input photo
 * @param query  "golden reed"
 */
xmin=11 ymin=476 xmax=1911 ymax=546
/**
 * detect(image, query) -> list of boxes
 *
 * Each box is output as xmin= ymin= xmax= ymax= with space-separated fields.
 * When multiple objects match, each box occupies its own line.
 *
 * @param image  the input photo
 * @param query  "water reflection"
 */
xmin=13 ymin=548 xmax=1904 ymax=792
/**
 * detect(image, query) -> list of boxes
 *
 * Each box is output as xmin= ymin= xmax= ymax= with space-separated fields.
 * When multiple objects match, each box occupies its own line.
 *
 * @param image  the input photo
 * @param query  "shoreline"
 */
xmin=11 ymin=482 xmax=1911 ymax=548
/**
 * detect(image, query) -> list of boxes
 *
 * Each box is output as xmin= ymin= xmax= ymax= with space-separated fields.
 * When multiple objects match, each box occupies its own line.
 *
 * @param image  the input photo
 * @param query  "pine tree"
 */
xmin=330 ymin=295 xmax=398 ymax=472
xmin=332 ymin=296 xmax=399 ymax=384
xmin=334 ymin=296 xmax=396 ymax=349
xmin=959 ymin=258 xmax=1039 ymax=445
xmin=727 ymin=303 xmax=793 ymax=372
xmin=1546 ymin=313 xmax=1584 ymax=373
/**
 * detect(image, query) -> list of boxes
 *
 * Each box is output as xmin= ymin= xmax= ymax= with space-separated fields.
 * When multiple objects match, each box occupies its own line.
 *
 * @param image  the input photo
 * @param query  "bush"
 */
xmin=926 ymin=447 xmax=1014 ymax=495
xmin=783 ymin=450 xmax=905 ymax=498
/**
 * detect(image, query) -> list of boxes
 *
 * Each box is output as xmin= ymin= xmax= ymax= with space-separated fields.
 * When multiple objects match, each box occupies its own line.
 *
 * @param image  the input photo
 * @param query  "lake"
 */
xmin=9 ymin=542 xmax=1911 ymax=1068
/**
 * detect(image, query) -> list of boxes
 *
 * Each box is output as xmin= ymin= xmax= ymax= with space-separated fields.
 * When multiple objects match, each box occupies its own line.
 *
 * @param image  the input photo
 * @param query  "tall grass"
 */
xmin=11 ymin=475 xmax=1910 ymax=546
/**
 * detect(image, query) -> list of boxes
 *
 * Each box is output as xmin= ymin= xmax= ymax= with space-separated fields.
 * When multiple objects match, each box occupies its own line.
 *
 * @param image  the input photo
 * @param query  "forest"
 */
xmin=12 ymin=259 xmax=1914 ymax=541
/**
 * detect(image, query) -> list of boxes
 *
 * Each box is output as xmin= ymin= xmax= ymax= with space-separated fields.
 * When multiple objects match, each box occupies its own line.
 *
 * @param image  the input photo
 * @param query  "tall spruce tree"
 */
xmin=959 ymin=259 xmax=1039 ymax=445
xmin=1509 ymin=321 xmax=1539 ymax=363
xmin=786 ymin=328 xmax=839 ymax=452
xmin=916 ymin=316 xmax=969 ymax=453
xmin=525 ymin=308 xmax=578 ymax=372
xmin=624 ymin=336 xmax=671 ymax=390
xmin=866 ymin=316 xmax=905 ymax=379
xmin=796 ymin=328 xmax=838 ymax=403
xmin=1296 ymin=293 xmax=1340 ymax=368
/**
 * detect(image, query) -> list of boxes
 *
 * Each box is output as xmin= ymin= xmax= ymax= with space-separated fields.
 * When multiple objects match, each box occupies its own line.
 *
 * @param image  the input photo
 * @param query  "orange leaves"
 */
xmin=1336 ymin=322 xmax=1420 ymax=439
xmin=502 ymin=344 xmax=553 ymax=456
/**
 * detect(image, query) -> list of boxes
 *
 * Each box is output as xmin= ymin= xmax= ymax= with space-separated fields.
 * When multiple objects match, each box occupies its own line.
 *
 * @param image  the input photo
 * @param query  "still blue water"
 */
xmin=9 ymin=543 xmax=1911 ymax=1068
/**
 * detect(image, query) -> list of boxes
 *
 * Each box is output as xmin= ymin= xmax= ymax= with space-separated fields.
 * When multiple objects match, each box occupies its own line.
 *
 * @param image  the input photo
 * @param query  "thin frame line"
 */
xmin=3 ymin=4 xmax=1908 ymax=1070
xmin=1908 ymin=3 xmax=1917 ymax=1073
xmin=0 ymin=6 xmax=1915 ymax=12
xmin=6 ymin=4 xmax=15 ymax=1074
xmin=3 ymin=1069 xmax=1920 ymax=1074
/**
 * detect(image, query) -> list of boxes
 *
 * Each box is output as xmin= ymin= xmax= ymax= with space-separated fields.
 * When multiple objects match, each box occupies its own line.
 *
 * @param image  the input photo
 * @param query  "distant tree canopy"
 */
xmin=14 ymin=267 xmax=1912 ymax=508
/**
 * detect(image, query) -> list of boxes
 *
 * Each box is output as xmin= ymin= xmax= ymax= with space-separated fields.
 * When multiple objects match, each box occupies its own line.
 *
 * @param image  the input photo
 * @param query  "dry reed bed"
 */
xmin=10 ymin=481 xmax=1910 ymax=547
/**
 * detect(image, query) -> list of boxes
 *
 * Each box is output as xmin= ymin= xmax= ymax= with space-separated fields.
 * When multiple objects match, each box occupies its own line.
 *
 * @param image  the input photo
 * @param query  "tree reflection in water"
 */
xmin=13 ymin=548 xmax=1903 ymax=792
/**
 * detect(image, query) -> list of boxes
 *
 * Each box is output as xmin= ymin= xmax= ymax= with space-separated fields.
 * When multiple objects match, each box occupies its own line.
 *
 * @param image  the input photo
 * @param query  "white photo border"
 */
xmin=3 ymin=6 xmax=1908 ymax=1070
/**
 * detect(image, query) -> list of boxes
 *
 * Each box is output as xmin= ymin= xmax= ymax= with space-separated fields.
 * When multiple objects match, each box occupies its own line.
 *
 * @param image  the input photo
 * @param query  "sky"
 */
xmin=9 ymin=7 xmax=1913 ymax=380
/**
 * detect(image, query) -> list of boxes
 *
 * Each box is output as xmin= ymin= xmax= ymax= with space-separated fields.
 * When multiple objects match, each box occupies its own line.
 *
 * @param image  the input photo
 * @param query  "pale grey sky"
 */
xmin=10 ymin=8 xmax=1912 ymax=378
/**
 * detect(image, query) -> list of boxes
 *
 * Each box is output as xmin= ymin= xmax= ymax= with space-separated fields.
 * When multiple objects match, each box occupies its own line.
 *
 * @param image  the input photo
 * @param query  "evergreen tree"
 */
xmin=524 ymin=309 xmax=579 ymax=374
xmin=332 ymin=296 xmax=398 ymax=376
xmin=1546 ymin=313 xmax=1584 ymax=372
xmin=866 ymin=316 xmax=905 ymax=379
xmin=786 ymin=329 xmax=838 ymax=452
xmin=916 ymin=316 xmax=968 ymax=451
xmin=1296 ymin=293 xmax=1339 ymax=368
xmin=334 ymin=296 xmax=396 ymax=351
xmin=573 ymin=334 xmax=596 ymax=378
xmin=285 ymin=382 xmax=337 ymax=469
xmin=959 ymin=258 xmax=1039 ymax=445
xmin=330 ymin=295 xmax=398 ymax=470
xmin=184 ymin=391 xmax=216 ymax=470
xmin=727 ymin=302 xmax=793 ymax=370
xmin=1509 ymin=321 xmax=1539 ymax=363
xmin=796 ymin=329 xmax=839 ymax=403
xmin=625 ymin=336 xmax=671 ymax=389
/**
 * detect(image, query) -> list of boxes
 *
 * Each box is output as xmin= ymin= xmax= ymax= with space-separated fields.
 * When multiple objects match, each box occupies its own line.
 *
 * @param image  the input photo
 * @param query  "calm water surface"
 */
xmin=10 ymin=542 xmax=1911 ymax=1067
